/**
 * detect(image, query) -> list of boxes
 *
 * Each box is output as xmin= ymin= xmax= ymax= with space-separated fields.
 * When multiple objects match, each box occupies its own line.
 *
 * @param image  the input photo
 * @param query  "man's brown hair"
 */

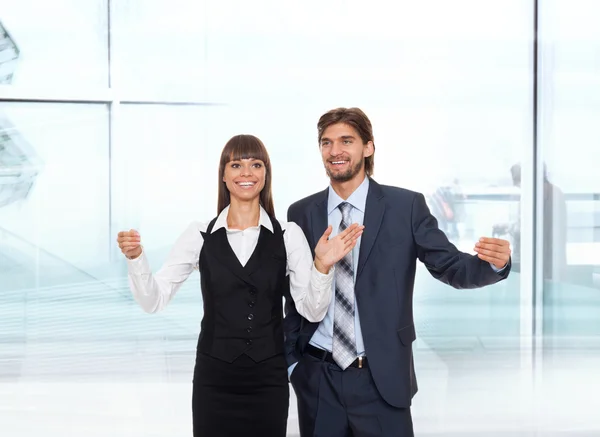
xmin=317 ymin=107 xmax=375 ymax=177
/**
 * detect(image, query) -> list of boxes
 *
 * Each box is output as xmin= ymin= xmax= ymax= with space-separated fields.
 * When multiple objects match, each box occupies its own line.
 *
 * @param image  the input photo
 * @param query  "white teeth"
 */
xmin=238 ymin=182 xmax=255 ymax=186
xmin=332 ymin=161 xmax=347 ymax=165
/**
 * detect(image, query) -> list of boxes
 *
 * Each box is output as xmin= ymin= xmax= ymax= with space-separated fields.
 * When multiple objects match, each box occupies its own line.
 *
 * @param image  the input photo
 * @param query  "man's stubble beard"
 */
xmin=325 ymin=159 xmax=364 ymax=183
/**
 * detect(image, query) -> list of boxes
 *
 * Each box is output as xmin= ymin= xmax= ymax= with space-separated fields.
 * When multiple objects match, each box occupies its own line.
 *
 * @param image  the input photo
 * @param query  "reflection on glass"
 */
xmin=0 ymin=0 xmax=108 ymax=87
xmin=539 ymin=0 xmax=600 ymax=340
xmin=540 ymin=166 xmax=568 ymax=282
xmin=0 ymin=19 xmax=20 ymax=84
xmin=0 ymin=112 xmax=44 ymax=207
xmin=0 ymin=103 xmax=109 ymax=293
xmin=0 ymin=104 xmax=114 ymax=437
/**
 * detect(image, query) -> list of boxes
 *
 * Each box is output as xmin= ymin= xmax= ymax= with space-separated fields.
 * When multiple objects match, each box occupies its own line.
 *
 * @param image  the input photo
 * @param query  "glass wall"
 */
xmin=1 ymin=0 xmax=598 ymax=435
xmin=538 ymin=0 xmax=600 ymax=338
xmin=536 ymin=0 xmax=600 ymax=430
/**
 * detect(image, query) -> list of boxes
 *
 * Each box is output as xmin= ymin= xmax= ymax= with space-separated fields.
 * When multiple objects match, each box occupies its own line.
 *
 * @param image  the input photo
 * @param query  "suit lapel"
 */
xmin=310 ymin=188 xmax=329 ymax=253
xmin=356 ymin=179 xmax=385 ymax=281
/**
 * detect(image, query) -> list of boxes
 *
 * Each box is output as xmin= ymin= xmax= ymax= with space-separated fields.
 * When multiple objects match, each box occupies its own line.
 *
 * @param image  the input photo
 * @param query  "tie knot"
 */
xmin=338 ymin=202 xmax=352 ymax=220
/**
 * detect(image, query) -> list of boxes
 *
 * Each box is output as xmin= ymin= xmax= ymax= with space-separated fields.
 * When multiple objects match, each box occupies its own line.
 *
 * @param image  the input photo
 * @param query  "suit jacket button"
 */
xmin=247 ymin=314 xmax=254 ymax=321
xmin=249 ymin=301 xmax=256 ymax=308
xmin=246 ymin=339 xmax=253 ymax=346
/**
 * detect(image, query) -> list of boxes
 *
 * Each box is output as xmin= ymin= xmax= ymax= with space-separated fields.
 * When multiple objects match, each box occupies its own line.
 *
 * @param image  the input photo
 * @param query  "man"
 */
xmin=285 ymin=107 xmax=512 ymax=437
xmin=506 ymin=163 xmax=567 ymax=281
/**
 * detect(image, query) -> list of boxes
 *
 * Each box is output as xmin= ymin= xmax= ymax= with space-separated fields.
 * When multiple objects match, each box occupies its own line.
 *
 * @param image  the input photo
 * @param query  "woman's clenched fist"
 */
xmin=117 ymin=229 xmax=142 ymax=259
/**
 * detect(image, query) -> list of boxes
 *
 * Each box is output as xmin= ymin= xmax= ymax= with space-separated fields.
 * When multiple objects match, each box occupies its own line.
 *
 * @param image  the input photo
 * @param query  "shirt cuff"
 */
xmin=312 ymin=262 xmax=334 ymax=279
xmin=490 ymin=262 xmax=507 ymax=273
xmin=307 ymin=263 xmax=334 ymax=315
xmin=126 ymin=249 xmax=151 ymax=275
xmin=311 ymin=263 xmax=334 ymax=290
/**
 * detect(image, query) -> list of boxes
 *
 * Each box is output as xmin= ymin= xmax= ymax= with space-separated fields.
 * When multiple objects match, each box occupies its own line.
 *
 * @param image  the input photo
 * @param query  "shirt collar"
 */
xmin=327 ymin=176 xmax=370 ymax=215
xmin=211 ymin=205 xmax=274 ymax=233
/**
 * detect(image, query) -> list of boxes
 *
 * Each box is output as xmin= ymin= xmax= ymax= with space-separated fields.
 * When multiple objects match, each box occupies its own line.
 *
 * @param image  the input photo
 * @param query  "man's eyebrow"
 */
xmin=320 ymin=135 xmax=356 ymax=142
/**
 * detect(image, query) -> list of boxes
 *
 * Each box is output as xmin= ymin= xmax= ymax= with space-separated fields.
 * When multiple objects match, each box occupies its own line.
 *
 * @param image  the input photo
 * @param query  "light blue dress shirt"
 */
xmin=287 ymin=177 xmax=369 ymax=378
xmin=308 ymin=176 xmax=370 ymax=355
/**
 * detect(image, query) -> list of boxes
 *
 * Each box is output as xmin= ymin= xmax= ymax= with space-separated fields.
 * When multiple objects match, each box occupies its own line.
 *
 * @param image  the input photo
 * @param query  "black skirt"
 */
xmin=192 ymin=352 xmax=289 ymax=437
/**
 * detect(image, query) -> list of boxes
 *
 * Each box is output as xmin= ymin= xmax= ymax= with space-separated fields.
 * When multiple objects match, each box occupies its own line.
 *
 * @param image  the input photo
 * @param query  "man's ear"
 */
xmin=364 ymin=141 xmax=375 ymax=158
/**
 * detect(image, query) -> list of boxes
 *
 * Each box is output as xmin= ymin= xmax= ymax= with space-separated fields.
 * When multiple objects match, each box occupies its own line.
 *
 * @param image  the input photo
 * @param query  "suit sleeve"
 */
xmin=411 ymin=193 xmax=510 ymax=288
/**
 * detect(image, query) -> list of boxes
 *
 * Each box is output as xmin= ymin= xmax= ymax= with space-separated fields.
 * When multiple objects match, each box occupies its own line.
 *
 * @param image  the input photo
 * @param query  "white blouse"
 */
xmin=126 ymin=205 xmax=333 ymax=323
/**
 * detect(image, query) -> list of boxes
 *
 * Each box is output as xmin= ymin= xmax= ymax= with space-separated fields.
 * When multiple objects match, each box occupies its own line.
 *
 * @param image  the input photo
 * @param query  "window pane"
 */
xmin=111 ymin=0 xmax=207 ymax=98
xmin=539 ymin=0 xmax=600 ymax=338
xmin=115 ymin=22 xmax=531 ymax=424
xmin=0 ymin=1 xmax=108 ymax=89
xmin=0 ymin=103 xmax=109 ymax=287
xmin=0 ymin=103 xmax=111 ymax=434
xmin=537 ymin=1 xmax=600 ymax=431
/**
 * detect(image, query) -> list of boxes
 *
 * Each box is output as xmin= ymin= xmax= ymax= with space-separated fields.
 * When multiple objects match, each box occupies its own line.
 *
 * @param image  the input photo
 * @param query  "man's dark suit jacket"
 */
xmin=285 ymin=178 xmax=510 ymax=408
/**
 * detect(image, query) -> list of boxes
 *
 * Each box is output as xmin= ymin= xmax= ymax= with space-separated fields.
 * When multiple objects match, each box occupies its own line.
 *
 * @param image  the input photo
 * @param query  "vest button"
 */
xmin=247 ymin=313 xmax=254 ymax=321
xmin=249 ymin=301 xmax=255 ymax=308
xmin=250 ymin=288 xmax=257 ymax=295
xmin=246 ymin=327 xmax=252 ymax=333
xmin=246 ymin=339 xmax=253 ymax=346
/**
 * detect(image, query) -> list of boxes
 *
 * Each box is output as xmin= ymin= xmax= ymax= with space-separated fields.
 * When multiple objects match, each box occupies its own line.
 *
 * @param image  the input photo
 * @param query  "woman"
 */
xmin=117 ymin=134 xmax=363 ymax=437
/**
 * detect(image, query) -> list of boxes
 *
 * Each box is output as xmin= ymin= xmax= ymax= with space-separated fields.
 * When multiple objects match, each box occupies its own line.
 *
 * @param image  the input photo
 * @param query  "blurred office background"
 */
xmin=0 ymin=0 xmax=599 ymax=435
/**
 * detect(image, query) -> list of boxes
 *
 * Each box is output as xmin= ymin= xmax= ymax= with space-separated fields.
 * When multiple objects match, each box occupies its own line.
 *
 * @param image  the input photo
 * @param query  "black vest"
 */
xmin=196 ymin=217 xmax=288 ymax=363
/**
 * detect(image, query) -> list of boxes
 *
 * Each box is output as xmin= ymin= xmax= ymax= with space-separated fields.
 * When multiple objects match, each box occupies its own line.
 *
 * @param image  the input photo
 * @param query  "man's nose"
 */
xmin=330 ymin=142 xmax=342 ymax=156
